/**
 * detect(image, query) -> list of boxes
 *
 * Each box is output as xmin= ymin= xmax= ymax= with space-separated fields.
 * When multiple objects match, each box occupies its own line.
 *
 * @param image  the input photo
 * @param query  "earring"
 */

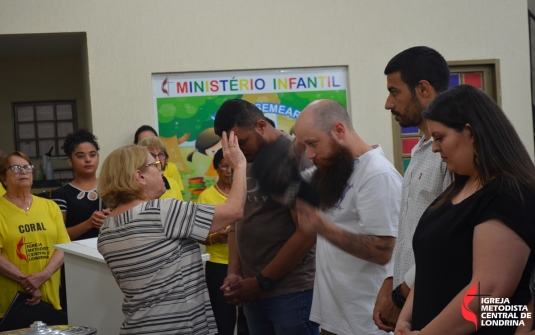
xmin=474 ymin=149 xmax=479 ymax=165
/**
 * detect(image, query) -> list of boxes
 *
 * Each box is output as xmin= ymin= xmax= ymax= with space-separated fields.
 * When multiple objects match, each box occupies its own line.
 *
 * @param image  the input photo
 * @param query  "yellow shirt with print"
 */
xmin=160 ymin=176 xmax=184 ymax=201
xmin=0 ymin=196 xmax=70 ymax=317
xmin=197 ymin=185 xmax=228 ymax=264
xmin=164 ymin=162 xmax=184 ymax=192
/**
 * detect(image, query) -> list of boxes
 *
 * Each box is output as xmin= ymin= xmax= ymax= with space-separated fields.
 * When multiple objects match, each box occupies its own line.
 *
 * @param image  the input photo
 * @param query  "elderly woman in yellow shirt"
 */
xmin=138 ymin=136 xmax=183 ymax=200
xmin=134 ymin=125 xmax=185 ymax=194
xmin=0 ymin=152 xmax=70 ymax=318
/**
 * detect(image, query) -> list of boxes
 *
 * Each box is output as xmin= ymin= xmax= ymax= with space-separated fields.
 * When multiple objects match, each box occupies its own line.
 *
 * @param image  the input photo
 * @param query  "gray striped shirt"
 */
xmin=98 ymin=199 xmax=217 ymax=335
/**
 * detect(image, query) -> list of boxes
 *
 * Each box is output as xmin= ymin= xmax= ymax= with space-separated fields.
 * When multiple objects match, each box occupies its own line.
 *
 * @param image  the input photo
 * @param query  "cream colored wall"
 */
xmin=0 ymin=54 xmax=86 ymax=154
xmin=1 ymin=0 xmax=532 ymax=161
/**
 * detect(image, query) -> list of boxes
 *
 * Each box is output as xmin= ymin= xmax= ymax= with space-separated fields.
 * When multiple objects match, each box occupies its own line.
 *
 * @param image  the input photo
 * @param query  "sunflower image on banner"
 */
xmin=152 ymin=68 xmax=348 ymax=201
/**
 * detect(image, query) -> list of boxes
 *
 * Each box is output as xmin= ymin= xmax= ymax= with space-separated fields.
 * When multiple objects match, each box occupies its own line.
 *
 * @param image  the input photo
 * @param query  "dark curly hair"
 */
xmin=62 ymin=129 xmax=100 ymax=157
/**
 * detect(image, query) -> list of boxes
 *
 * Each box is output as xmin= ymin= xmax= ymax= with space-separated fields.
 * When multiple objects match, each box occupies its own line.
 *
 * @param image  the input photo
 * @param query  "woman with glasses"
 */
xmin=138 ymin=136 xmax=183 ymax=200
xmin=0 ymin=152 xmax=70 ymax=319
xmin=51 ymin=129 xmax=110 ymax=241
xmin=97 ymin=131 xmax=246 ymax=335
xmin=134 ymin=125 xmax=185 ymax=195
xmin=198 ymin=149 xmax=249 ymax=335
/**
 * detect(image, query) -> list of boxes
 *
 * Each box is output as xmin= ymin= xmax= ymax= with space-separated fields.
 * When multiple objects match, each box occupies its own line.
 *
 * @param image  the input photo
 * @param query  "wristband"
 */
xmin=44 ymin=268 xmax=53 ymax=277
xmin=391 ymin=283 xmax=406 ymax=309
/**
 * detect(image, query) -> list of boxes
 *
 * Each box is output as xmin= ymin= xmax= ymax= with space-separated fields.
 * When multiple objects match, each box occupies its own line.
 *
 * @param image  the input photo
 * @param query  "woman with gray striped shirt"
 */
xmin=97 ymin=132 xmax=245 ymax=335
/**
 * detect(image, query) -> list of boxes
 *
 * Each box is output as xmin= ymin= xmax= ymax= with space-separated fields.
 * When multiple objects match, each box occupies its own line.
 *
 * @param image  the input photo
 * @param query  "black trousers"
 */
xmin=205 ymin=261 xmax=249 ymax=335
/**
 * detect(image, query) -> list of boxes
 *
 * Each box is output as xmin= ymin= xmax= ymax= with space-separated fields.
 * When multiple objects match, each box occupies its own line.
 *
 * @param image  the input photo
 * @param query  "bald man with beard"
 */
xmin=294 ymin=99 xmax=402 ymax=335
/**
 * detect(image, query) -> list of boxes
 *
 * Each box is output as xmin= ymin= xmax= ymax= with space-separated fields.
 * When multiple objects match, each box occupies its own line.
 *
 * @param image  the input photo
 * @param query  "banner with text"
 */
xmin=152 ymin=67 xmax=348 ymax=201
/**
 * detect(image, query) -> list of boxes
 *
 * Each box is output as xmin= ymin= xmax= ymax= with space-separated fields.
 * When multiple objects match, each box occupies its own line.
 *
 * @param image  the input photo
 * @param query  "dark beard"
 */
xmin=311 ymin=139 xmax=355 ymax=210
xmin=396 ymin=93 xmax=424 ymax=127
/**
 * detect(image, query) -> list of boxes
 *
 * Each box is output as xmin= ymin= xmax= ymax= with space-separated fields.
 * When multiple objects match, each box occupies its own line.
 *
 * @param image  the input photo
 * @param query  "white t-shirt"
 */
xmin=309 ymin=145 xmax=402 ymax=335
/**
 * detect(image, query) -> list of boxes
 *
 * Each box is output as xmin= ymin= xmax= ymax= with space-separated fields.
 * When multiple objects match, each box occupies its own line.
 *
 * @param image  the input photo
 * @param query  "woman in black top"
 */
xmin=51 ymin=129 xmax=109 ymax=240
xmin=395 ymin=85 xmax=535 ymax=335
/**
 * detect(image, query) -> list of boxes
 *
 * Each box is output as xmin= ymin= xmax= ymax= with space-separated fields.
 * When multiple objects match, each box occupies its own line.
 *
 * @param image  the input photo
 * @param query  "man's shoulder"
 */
xmin=358 ymin=146 xmax=401 ymax=178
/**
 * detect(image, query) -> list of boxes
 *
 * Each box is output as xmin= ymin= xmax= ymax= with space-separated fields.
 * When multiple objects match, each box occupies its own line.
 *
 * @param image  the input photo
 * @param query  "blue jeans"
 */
xmin=243 ymin=289 xmax=319 ymax=335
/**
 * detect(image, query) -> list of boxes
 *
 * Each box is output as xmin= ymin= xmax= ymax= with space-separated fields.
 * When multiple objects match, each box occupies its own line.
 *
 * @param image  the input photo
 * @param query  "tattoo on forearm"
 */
xmin=335 ymin=230 xmax=394 ymax=264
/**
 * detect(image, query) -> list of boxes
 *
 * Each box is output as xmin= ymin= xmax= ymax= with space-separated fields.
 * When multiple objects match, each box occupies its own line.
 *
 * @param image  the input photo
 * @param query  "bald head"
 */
xmin=299 ymin=99 xmax=353 ymax=133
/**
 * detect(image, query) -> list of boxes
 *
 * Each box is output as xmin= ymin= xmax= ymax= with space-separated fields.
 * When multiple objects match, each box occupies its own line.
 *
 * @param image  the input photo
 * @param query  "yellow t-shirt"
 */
xmin=197 ymin=185 xmax=228 ymax=264
xmin=0 ymin=184 xmax=5 ymax=197
xmin=164 ymin=162 xmax=184 ymax=192
xmin=160 ymin=177 xmax=184 ymax=201
xmin=0 ymin=195 xmax=71 ymax=317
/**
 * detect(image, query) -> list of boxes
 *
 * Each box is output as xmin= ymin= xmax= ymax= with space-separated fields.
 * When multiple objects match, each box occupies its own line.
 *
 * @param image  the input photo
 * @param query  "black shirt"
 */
xmin=51 ymin=184 xmax=103 ymax=240
xmin=413 ymin=178 xmax=535 ymax=334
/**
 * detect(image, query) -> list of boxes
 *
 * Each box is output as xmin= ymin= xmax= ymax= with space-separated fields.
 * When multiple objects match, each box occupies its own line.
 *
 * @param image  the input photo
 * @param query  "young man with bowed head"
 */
xmin=213 ymin=99 xmax=318 ymax=335
xmin=294 ymin=99 xmax=403 ymax=335
xmin=373 ymin=46 xmax=453 ymax=332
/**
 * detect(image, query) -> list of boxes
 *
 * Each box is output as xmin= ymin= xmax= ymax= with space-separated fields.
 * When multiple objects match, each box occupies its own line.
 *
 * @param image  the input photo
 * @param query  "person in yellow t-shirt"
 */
xmin=0 ymin=152 xmax=71 ymax=318
xmin=160 ymin=175 xmax=182 ymax=200
xmin=163 ymin=160 xmax=185 ymax=193
xmin=198 ymin=149 xmax=249 ymax=335
xmin=133 ymin=125 xmax=184 ymax=193
xmin=138 ymin=136 xmax=183 ymax=201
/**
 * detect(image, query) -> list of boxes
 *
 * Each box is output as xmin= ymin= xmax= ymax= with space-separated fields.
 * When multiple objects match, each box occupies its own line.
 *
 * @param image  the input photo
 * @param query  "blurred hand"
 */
xmin=394 ymin=320 xmax=415 ymax=335
xmin=373 ymin=278 xmax=397 ymax=332
xmin=212 ymin=230 xmax=228 ymax=244
xmin=295 ymin=199 xmax=325 ymax=236
xmin=26 ymin=288 xmax=42 ymax=306
xmin=221 ymin=273 xmax=242 ymax=292
xmin=224 ymin=277 xmax=262 ymax=306
xmin=20 ymin=270 xmax=49 ymax=293
xmin=88 ymin=209 xmax=110 ymax=229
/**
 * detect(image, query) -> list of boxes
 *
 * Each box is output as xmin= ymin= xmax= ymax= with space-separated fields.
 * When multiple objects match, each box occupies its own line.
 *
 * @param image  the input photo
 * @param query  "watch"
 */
xmin=256 ymin=273 xmax=274 ymax=291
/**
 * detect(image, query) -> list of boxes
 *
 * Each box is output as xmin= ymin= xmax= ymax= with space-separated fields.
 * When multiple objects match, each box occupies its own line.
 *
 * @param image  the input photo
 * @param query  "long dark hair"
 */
xmin=424 ymin=85 xmax=535 ymax=208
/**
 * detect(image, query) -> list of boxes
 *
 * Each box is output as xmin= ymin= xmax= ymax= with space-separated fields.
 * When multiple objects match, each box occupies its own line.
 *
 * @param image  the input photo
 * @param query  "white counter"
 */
xmin=55 ymin=238 xmax=209 ymax=334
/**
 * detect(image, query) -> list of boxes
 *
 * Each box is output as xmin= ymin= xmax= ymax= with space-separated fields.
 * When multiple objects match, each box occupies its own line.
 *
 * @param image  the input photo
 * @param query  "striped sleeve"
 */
xmin=159 ymin=199 xmax=215 ymax=241
xmin=50 ymin=187 xmax=67 ymax=212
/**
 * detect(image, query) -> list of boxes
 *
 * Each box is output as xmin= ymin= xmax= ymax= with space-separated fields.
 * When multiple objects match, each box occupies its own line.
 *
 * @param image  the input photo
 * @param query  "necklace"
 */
xmin=214 ymin=182 xmax=230 ymax=197
xmin=4 ymin=194 xmax=32 ymax=216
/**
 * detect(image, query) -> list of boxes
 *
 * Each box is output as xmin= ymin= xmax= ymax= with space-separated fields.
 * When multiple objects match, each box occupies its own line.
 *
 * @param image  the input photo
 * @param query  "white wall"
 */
xmin=1 ymin=0 xmax=532 ymax=161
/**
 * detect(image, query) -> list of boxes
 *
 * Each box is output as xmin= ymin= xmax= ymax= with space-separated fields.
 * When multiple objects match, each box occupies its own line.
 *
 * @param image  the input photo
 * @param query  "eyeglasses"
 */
xmin=150 ymin=152 xmax=166 ymax=160
xmin=144 ymin=160 xmax=162 ymax=171
xmin=9 ymin=165 xmax=35 ymax=174
xmin=218 ymin=164 xmax=231 ymax=171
